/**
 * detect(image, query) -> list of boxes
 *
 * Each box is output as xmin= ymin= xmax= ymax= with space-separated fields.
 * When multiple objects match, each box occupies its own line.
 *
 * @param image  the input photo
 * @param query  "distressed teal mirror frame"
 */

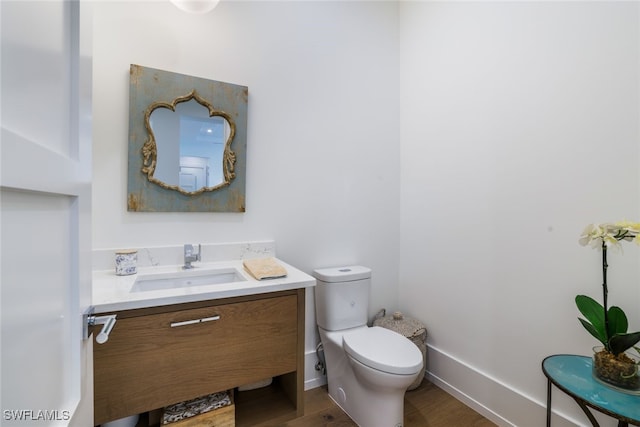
xmin=127 ymin=64 xmax=248 ymax=212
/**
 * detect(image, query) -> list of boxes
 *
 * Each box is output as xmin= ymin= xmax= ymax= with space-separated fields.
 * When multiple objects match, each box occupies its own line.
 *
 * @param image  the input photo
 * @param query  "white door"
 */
xmin=179 ymin=156 xmax=209 ymax=191
xmin=1 ymin=1 xmax=93 ymax=426
xmin=179 ymin=171 xmax=198 ymax=192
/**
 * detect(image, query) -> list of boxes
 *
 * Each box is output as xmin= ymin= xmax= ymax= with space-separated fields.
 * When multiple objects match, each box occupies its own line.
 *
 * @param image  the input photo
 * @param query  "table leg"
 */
xmin=573 ymin=397 xmax=600 ymax=427
xmin=547 ymin=378 xmax=552 ymax=427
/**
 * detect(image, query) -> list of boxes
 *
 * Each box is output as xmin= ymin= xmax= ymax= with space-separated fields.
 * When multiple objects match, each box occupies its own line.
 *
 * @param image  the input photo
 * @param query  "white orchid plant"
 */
xmin=577 ymin=221 xmax=640 ymax=356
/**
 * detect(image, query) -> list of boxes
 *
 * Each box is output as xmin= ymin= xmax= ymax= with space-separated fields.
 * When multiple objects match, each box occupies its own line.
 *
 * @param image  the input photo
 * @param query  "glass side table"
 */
xmin=542 ymin=355 xmax=640 ymax=427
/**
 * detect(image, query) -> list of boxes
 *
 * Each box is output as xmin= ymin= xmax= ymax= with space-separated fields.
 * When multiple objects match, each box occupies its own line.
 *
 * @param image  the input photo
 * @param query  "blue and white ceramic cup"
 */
xmin=115 ymin=250 xmax=137 ymax=276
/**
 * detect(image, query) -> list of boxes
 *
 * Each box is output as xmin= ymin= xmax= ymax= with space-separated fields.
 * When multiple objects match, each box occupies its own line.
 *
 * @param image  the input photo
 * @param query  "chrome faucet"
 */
xmin=183 ymin=243 xmax=201 ymax=269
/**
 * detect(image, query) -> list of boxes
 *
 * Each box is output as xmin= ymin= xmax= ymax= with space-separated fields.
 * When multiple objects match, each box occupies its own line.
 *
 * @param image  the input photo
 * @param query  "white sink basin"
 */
xmin=131 ymin=267 xmax=247 ymax=292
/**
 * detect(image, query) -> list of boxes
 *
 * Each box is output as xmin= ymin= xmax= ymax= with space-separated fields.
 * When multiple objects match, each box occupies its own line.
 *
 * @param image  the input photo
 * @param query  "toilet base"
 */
xmin=319 ymin=327 xmax=418 ymax=427
xmin=327 ymin=385 xmax=405 ymax=427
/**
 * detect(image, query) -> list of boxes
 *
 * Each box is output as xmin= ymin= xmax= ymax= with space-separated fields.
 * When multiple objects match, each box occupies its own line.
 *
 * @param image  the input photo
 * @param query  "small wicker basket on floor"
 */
xmin=373 ymin=311 xmax=427 ymax=390
xmin=161 ymin=391 xmax=234 ymax=427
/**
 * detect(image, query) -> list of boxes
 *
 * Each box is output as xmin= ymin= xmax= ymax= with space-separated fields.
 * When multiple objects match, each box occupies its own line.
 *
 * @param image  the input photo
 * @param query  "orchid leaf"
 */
xmin=607 ymin=306 xmax=629 ymax=337
xmin=578 ymin=318 xmax=607 ymax=345
xmin=609 ymin=331 xmax=640 ymax=356
xmin=575 ymin=295 xmax=606 ymax=343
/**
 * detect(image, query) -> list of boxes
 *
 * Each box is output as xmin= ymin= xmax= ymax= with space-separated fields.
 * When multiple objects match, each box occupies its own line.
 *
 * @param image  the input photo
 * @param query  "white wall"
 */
xmin=399 ymin=2 xmax=640 ymax=426
xmin=92 ymin=0 xmax=400 ymax=387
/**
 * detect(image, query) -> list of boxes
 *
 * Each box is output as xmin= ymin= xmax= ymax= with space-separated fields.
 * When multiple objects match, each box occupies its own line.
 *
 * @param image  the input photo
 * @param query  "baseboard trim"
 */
xmin=426 ymin=369 xmax=512 ymax=426
xmin=425 ymin=344 xmax=583 ymax=427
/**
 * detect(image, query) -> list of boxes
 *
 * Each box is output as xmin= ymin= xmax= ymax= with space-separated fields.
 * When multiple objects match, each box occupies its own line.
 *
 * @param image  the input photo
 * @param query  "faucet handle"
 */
xmin=184 ymin=243 xmax=201 ymax=260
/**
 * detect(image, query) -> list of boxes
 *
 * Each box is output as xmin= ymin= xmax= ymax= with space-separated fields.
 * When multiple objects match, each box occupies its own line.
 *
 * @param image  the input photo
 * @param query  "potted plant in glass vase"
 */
xmin=577 ymin=222 xmax=640 ymax=393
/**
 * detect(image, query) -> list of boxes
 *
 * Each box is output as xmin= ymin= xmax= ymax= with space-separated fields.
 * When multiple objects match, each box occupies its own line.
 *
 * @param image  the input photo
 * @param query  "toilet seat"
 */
xmin=342 ymin=326 xmax=422 ymax=375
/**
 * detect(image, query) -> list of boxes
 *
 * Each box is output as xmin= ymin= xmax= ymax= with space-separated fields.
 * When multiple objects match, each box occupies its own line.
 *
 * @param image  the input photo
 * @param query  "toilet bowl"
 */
xmin=313 ymin=266 xmax=423 ymax=427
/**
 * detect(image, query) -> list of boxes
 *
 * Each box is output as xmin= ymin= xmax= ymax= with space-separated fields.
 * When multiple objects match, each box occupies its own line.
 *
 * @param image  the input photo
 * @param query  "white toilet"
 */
xmin=313 ymin=266 xmax=423 ymax=427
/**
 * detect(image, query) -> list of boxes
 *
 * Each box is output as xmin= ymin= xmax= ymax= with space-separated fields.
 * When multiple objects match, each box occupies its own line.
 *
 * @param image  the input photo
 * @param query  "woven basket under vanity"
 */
xmin=162 ymin=391 xmax=234 ymax=427
xmin=373 ymin=311 xmax=427 ymax=390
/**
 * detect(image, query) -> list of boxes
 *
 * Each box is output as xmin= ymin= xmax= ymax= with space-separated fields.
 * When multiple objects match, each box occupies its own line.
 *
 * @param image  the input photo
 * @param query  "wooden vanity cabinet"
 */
xmin=93 ymin=289 xmax=305 ymax=426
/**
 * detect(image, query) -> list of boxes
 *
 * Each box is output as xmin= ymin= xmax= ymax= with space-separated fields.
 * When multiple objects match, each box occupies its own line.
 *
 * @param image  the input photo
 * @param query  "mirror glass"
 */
xmin=149 ymin=98 xmax=232 ymax=193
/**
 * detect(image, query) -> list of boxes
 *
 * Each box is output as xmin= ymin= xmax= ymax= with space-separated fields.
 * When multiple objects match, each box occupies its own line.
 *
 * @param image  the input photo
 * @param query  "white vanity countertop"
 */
xmin=92 ymin=258 xmax=316 ymax=313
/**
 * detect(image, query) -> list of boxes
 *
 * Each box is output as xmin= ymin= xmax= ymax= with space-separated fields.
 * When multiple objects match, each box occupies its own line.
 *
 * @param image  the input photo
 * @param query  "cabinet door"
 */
xmin=94 ymin=294 xmax=298 ymax=425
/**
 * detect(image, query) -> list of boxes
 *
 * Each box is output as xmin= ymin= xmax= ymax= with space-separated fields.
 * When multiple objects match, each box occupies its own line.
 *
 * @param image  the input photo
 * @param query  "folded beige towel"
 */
xmin=242 ymin=257 xmax=287 ymax=280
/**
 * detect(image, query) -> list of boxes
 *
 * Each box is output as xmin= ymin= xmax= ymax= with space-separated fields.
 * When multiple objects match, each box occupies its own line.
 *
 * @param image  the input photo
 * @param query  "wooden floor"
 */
xmin=242 ymin=380 xmax=496 ymax=427
xmin=137 ymin=380 xmax=496 ymax=427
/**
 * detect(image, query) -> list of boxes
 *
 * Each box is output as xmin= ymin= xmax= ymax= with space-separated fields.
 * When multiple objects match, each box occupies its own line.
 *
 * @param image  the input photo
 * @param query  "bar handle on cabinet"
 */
xmin=170 ymin=315 xmax=220 ymax=328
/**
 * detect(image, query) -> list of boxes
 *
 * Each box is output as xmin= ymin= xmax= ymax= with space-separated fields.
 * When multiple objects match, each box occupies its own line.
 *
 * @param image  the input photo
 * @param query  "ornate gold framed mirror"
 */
xmin=127 ymin=64 xmax=248 ymax=212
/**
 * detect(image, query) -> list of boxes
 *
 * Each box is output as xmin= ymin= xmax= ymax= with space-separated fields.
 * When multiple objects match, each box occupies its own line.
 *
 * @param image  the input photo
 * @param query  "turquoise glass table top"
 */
xmin=543 ymin=355 xmax=640 ymax=423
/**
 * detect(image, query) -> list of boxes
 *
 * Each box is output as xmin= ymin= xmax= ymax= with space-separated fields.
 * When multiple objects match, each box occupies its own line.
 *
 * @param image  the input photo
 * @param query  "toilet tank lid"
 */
xmin=312 ymin=265 xmax=371 ymax=282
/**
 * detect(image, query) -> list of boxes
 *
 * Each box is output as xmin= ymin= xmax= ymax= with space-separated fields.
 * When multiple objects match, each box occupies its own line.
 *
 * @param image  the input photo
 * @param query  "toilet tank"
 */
xmin=313 ymin=266 xmax=371 ymax=331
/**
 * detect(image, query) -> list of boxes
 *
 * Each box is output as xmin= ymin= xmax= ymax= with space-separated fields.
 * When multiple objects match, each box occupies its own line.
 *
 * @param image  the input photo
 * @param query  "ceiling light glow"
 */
xmin=169 ymin=0 xmax=220 ymax=14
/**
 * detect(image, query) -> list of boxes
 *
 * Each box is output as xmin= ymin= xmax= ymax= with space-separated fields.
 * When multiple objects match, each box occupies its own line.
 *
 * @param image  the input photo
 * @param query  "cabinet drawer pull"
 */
xmin=170 ymin=315 xmax=221 ymax=328
xmin=170 ymin=319 xmax=199 ymax=327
